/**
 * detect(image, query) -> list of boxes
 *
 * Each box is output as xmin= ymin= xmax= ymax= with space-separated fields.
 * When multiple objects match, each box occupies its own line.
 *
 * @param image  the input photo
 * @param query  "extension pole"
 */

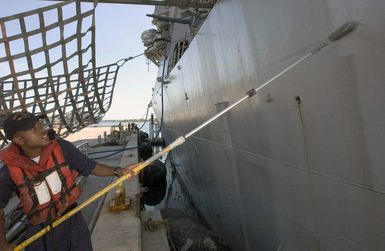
xmin=14 ymin=21 xmax=356 ymax=251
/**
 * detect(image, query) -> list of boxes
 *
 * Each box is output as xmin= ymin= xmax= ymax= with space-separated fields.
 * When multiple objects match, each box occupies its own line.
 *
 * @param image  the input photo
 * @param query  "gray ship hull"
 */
xmin=151 ymin=0 xmax=385 ymax=250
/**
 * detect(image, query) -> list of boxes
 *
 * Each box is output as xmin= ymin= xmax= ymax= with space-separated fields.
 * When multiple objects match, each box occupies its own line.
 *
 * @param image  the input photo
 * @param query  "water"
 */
xmin=90 ymin=120 xmax=151 ymax=133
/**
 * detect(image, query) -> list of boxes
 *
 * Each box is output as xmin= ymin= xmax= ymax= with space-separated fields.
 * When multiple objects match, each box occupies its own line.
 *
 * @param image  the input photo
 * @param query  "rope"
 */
xmin=153 ymin=57 xmax=167 ymax=139
xmin=87 ymin=139 xmax=157 ymax=160
xmin=115 ymin=52 xmax=146 ymax=67
xmin=138 ymin=102 xmax=152 ymax=131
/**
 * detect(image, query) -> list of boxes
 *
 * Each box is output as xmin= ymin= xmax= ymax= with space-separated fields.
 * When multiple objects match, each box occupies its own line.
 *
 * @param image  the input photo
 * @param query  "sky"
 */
xmin=0 ymin=0 xmax=158 ymax=120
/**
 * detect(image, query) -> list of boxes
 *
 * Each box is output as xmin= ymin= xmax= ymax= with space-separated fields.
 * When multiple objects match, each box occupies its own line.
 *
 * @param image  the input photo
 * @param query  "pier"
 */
xmin=88 ymin=131 xmax=169 ymax=250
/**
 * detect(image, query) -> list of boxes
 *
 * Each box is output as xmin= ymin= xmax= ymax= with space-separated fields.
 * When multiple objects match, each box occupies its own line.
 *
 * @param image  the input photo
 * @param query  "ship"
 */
xmin=142 ymin=0 xmax=385 ymax=250
xmin=1 ymin=0 xmax=385 ymax=250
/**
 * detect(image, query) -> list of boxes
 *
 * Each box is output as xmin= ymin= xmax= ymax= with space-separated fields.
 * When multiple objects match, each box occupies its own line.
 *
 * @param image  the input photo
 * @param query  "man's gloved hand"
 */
xmin=115 ymin=162 xmax=142 ymax=178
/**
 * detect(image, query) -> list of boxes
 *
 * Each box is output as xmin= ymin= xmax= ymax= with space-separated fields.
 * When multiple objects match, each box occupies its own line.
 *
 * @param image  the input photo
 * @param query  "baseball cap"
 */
xmin=3 ymin=112 xmax=47 ymax=140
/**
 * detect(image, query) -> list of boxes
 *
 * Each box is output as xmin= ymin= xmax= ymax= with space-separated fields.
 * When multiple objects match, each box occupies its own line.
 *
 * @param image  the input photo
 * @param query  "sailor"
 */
xmin=0 ymin=111 xmax=136 ymax=251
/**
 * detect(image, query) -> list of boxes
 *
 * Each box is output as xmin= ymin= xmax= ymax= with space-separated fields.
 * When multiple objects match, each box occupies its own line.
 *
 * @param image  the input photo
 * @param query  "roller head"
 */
xmin=328 ymin=21 xmax=357 ymax=41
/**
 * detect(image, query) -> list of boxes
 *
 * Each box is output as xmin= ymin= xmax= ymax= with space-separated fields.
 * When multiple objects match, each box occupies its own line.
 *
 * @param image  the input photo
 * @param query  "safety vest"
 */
xmin=0 ymin=140 xmax=80 ymax=225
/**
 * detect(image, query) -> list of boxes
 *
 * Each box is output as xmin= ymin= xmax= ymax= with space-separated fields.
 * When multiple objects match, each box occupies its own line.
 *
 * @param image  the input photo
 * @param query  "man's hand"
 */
xmin=91 ymin=162 xmax=143 ymax=178
xmin=119 ymin=162 xmax=142 ymax=177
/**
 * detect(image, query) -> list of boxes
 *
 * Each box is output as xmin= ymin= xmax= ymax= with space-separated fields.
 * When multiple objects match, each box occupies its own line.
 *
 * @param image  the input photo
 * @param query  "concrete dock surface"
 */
xmin=89 ymin=133 xmax=169 ymax=251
